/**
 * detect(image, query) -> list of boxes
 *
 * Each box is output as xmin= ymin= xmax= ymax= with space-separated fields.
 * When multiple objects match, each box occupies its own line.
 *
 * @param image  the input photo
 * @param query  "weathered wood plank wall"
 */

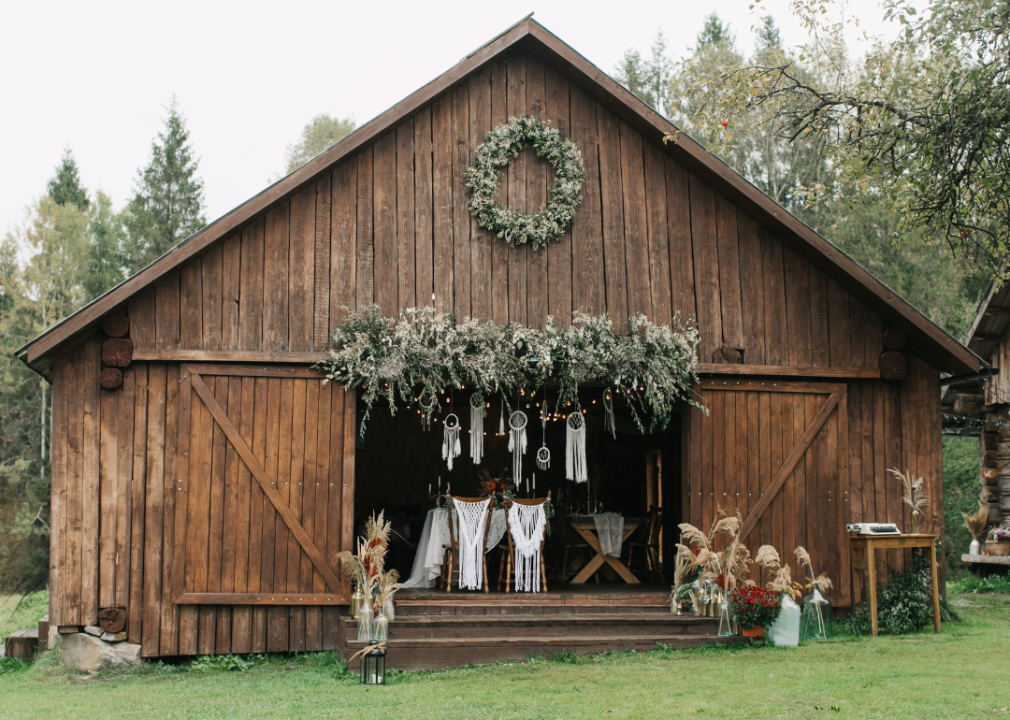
xmin=126 ymin=49 xmax=883 ymax=369
xmin=689 ymin=355 xmax=944 ymax=605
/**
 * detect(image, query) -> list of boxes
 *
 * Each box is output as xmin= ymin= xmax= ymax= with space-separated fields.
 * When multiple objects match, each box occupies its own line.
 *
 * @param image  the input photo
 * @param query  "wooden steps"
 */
xmin=4 ymin=629 xmax=38 ymax=661
xmin=338 ymin=607 xmax=736 ymax=671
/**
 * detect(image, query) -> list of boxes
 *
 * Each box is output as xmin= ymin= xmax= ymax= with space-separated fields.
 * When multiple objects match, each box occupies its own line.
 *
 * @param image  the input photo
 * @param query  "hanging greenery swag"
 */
xmin=465 ymin=115 xmax=585 ymax=250
xmin=314 ymin=305 xmax=701 ymax=436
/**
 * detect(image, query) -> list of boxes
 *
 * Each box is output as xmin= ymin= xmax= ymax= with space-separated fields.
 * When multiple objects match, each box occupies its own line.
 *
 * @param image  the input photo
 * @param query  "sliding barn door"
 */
xmin=691 ymin=379 xmax=849 ymax=605
xmin=173 ymin=364 xmax=354 ymax=607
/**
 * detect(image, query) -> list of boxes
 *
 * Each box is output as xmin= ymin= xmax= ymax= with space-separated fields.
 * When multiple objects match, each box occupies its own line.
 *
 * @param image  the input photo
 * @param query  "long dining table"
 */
xmin=567 ymin=516 xmax=644 ymax=584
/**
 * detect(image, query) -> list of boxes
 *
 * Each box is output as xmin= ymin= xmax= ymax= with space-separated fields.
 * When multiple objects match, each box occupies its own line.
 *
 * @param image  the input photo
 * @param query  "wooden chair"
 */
xmin=556 ymin=511 xmax=596 ymax=584
xmin=440 ymin=493 xmax=495 ymax=593
xmin=498 ymin=492 xmax=551 ymax=593
xmin=623 ymin=505 xmax=663 ymax=583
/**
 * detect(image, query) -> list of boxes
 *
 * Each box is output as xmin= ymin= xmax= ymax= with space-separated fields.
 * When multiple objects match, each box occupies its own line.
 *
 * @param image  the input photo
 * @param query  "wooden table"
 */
xmin=849 ymin=534 xmax=941 ymax=637
xmin=568 ymin=517 xmax=643 ymax=584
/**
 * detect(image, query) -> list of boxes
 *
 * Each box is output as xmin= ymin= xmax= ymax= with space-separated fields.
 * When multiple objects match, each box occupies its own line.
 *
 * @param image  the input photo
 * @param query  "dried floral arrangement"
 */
xmin=673 ymin=507 xmax=752 ymax=595
xmin=754 ymin=545 xmax=797 ymax=599
xmin=335 ymin=511 xmax=399 ymax=612
xmin=990 ymin=528 xmax=1010 ymax=542
xmin=316 ymin=305 xmax=700 ymax=434
xmin=888 ymin=467 xmax=929 ymax=531
xmin=795 ymin=547 xmax=833 ymax=594
xmin=962 ymin=501 xmax=989 ymax=542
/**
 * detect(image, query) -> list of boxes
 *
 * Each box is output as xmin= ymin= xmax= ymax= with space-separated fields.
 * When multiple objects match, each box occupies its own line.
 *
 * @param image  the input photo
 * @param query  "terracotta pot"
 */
xmin=986 ymin=539 xmax=1010 ymax=556
xmin=741 ymin=625 xmax=764 ymax=638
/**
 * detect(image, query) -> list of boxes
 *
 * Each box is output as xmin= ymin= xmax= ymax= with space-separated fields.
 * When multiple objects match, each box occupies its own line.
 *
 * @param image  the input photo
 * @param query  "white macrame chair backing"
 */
xmin=508 ymin=501 xmax=548 ymax=593
xmin=453 ymin=498 xmax=491 ymax=591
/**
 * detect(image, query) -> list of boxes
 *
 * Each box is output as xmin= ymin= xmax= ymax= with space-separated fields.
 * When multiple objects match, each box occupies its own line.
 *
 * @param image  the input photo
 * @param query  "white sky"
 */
xmin=0 ymin=0 xmax=898 ymax=238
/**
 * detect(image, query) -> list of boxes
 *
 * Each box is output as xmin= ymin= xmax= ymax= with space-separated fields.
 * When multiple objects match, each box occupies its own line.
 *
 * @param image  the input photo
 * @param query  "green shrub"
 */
xmin=943 ymin=436 xmax=981 ymax=580
xmin=953 ymin=569 xmax=1010 ymax=594
xmin=845 ymin=550 xmax=959 ymax=635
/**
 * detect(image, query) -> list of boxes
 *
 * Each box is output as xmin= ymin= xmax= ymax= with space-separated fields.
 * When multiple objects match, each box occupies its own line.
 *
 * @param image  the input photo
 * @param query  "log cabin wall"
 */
xmin=46 ymin=44 xmax=948 ymax=657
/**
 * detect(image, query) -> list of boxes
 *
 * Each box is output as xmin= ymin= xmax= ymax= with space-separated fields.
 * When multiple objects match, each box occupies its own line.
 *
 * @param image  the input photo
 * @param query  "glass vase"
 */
xmin=801 ymin=588 xmax=832 ymax=641
xmin=356 ymin=597 xmax=374 ymax=642
xmin=373 ymin=610 xmax=389 ymax=643
xmin=767 ymin=592 xmax=800 ymax=647
xmin=717 ymin=598 xmax=736 ymax=637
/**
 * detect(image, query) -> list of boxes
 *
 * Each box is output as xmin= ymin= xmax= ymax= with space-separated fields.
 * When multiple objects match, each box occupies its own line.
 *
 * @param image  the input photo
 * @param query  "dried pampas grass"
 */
xmin=962 ymin=501 xmax=989 ymax=541
xmin=674 ymin=506 xmax=752 ymax=594
xmin=755 ymin=545 xmax=781 ymax=570
xmin=889 ymin=467 xmax=929 ymax=514
xmin=794 ymin=546 xmax=833 ymax=593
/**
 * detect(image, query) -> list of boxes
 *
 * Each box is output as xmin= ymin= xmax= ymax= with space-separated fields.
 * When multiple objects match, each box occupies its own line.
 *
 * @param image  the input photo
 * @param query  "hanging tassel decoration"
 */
xmin=499 ymin=393 xmax=506 ymax=436
xmin=566 ymin=410 xmax=588 ymax=483
xmin=603 ymin=387 xmax=616 ymax=440
xmin=536 ymin=403 xmax=550 ymax=471
xmin=508 ymin=410 xmax=528 ymax=484
xmin=469 ymin=393 xmax=484 ymax=464
xmin=442 ymin=413 xmax=461 ymax=471
xmin=420 ymin=391 xmax=437 ymax=431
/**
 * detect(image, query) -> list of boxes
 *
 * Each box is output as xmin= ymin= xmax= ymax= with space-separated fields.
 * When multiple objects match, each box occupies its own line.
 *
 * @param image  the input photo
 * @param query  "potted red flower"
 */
xmin=730 ymin=586 xmax=782 ymax=637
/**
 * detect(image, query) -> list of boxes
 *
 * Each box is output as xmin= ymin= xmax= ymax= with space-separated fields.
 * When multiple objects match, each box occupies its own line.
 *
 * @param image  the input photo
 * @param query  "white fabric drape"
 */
xmin=401 ymin=508 xmax=506 ymax=588
xmin=508 ymin=503 xmax=547 ymax=593
xmin=454 ymin=499 xmax=491 ymax=590
xmin=591 ymin=512 xmax=625 ymax=557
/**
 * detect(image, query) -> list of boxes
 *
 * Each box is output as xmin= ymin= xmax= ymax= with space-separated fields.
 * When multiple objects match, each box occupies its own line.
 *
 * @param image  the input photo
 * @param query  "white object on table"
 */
xmin=591 ymin=512 xmax=625 ymax=558
xmin=401 ymin=506 xmax=507 ymax=588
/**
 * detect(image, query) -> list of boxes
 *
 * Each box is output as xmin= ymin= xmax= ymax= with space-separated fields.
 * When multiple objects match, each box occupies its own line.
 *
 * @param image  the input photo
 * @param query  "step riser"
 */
xmin=396 ymin=604 xmax=670 ymax=616
xmin=346 ymin=637 xmax=737 ymax=672
xmin=344 ymin=622 xmax=716 ymax=639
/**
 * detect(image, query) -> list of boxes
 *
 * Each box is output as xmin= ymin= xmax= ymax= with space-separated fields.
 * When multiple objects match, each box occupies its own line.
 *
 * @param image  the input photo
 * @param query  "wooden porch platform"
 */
xmin=341 ymin=584 xmax=740 ymax=670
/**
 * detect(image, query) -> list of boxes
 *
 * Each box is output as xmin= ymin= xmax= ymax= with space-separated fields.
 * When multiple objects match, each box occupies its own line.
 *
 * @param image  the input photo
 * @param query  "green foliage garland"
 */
xmin=315 ymin=306 xmax=700 ymax=435
xmin=465 ymin=115 xmax=585 ymax=250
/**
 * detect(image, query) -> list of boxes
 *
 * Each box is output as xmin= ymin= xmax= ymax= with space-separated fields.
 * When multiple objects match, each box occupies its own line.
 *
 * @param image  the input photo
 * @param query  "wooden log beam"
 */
xmin=952 ymin=393 xmax=985 ymax=414
xmin=698 ymin=364 xmax=880 ymax=379
xmin=984 ymin=307 xmax=1010 ymax=318
xmin=101 ymin=338 xmax=133 ymax=368
xmin=100 ymin=367 xmax=123 ymax=390
xmin=133 ymin=350 xmax=329 ymax=364
xmin=882 ymin=328 xmax=908 ymax=350
xmin=880 ymin=351 xmax=907 ymax=381
xmin=101 ymin=312 xmax=130 ymax=338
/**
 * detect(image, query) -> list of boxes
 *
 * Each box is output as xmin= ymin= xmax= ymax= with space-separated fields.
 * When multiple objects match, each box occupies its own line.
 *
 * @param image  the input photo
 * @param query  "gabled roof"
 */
xmin=18 ymin=16 xmax=980 ymax=375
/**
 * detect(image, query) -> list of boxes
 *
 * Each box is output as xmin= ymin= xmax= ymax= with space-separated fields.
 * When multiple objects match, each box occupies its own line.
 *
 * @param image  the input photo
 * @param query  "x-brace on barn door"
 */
xmin=173 ymin=364 xmax=353 ymax=606
xmin=693 ymin=379 xmax=850 ymax=604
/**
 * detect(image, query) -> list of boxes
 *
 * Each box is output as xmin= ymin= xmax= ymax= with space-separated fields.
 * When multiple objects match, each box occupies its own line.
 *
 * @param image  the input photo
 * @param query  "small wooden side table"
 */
xmin=849 ymin=534 xmax=941 ymax=637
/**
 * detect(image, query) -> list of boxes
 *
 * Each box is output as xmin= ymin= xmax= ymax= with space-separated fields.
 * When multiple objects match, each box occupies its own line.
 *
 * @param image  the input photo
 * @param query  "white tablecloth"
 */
xmin=591 ymin=512 xmax=625 ymax=558
xmin=401 ymin=506 xmax=507 ymax=588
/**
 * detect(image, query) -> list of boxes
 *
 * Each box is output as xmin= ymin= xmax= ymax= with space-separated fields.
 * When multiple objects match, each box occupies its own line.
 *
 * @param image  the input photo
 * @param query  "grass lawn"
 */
xmin=0 ymin=589 xmax=1006 ymax=719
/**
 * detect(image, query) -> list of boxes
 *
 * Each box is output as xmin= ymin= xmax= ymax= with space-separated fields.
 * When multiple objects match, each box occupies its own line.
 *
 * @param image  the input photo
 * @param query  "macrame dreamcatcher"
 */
xmin=536 ymin=404 xmax=550 ymax=471
xmin=508 ymin=410 xmax=528 ymax=484
xmin=603 ymin=387 xmax=616 ymax=440
xmin=469 ymin=393 xmax=484 ymax=464
xmin=566 ymin=409 xmax=588 ymax=484
xmin=442 ymin=413 xmax=461 ymax=471
xmin=454 ymin=498 xmax=491 ymax=590
xmin=509 ymin=502 xmax=547 ymax=593
xmin=419 ymin=391 xmax=438 ymax=431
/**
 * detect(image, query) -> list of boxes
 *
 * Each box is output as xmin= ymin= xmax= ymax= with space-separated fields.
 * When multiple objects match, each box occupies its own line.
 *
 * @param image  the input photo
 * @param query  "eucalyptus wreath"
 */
xmin=465 ymin=115 xmax=585 ymax=250
xmin=315 ymin=305 xmax=701 ymax=435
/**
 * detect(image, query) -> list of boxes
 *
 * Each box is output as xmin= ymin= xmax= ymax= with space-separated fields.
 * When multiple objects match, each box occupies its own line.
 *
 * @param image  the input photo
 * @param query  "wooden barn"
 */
xmin=20 ymin=18 xmax=979 ymax=665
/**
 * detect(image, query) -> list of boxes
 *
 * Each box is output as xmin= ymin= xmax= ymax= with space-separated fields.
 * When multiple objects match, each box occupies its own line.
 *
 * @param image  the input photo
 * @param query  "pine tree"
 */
xmin=696 ymin=13 xmax=734 ymax=48
xmin=123 ymin=96 xmax=206 ymax=274
xmin=83 ymin=192 xmax=126 ymax=302
xmin=614 ymin=31 xmax=673 ymax=114
xmin=47 ymin=148 xmax=89 ymax=210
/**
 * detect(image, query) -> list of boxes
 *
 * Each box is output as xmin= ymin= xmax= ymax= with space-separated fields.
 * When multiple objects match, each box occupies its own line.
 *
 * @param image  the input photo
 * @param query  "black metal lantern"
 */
xmin=360 ymin=648 xmax=386 ymax=685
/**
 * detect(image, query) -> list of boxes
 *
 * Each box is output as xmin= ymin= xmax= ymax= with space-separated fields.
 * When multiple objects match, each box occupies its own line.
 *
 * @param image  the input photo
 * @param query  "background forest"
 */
xmin=0 ymin=8 xmax=985 ymax=592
